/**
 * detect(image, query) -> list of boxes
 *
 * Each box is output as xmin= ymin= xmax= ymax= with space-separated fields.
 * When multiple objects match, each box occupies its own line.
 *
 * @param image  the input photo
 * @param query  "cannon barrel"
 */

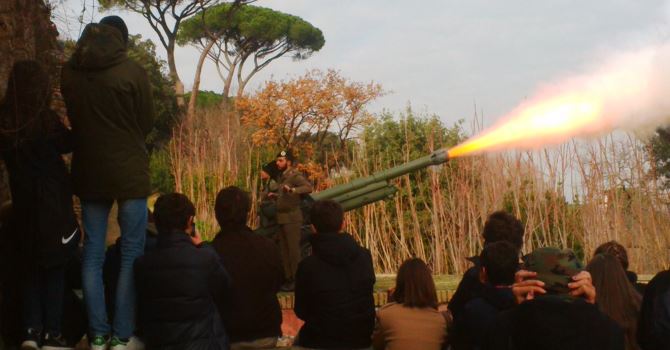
xmin=311 ymin=148 xmax=450 ymax=202
xmin=339 ymin=185 xmax=398 ymax=211
xmin=331 ymin=181 xmax=388 ymax=203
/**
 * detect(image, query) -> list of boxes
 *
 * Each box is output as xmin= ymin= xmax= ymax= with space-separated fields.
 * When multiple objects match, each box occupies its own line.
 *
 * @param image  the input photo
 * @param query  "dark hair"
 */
xmin=261 ymin=161 xmax=281 ymax=181
xmin=482 ymin=211 xmax=524 ymax=250
xmin=587 ymin=253 xmax=641 ymax=350
xmin=154 ymin=193 xmax=195 ymax=233
xmin=215 ymin=186 xmax=250 ymax=226
xmin=100 ymin=15 xmax=128 ymax=43
xmin=594 ymin=241 xmax=629 ymax=270
xmin=480 ymin=241 xmax=519 ymax=286
xmin=0 ymin=60 xmax=56 ymax=145
xmin=393 ymin=258 xmax=438 ymax=309
xmin=310 ymin=200 xmax=343 ymax=233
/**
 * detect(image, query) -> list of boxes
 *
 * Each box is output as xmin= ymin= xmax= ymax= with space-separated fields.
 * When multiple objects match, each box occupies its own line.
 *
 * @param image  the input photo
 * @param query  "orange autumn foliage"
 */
xmin=236 ymin=69 xmax=384 ymax=157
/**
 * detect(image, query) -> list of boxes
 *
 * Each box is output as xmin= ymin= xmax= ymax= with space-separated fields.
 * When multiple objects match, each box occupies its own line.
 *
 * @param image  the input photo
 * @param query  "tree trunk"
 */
xmin=187 ymin=39 xmax=217 ymax=120
xmin=232 ymin=79 xmax=252 ymax=129
xmin=219 ymin=67 xmax=235 ymax=110
xmin=236 ymin=79 xmax=249 ymax=99
xmin=167 ymin=40 xmax=185 ymax=109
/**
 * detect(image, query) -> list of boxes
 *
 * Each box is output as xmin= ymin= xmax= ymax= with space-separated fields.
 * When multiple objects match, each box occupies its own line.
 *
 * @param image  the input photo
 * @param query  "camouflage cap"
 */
xmin=522 ymin=247 xmax=584 ymax=294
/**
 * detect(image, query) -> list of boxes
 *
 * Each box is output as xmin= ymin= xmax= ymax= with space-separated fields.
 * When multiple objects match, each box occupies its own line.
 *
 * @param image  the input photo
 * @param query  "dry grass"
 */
xmin=170 ymin=109 xmax=670 ymax=275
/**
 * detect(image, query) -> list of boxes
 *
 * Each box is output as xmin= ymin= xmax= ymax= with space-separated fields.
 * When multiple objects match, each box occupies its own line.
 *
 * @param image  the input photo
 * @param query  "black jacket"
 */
xmin=638 ymin=270 xmax=670 ymax=350
xmin=134 ymin=232 xmax=230 ymax=350
xmin=61 ymin=23 xmax=154 ymax=199
xmin=448 ymin=259 xmax=485 ymax=348
xmin=455 ymin=286 xmax=515 ymax=350
xmin=294 ymin=232 xmax=376 ymax=349
xmin=0 ymin=118 xmax=78 ymax=268
xmin=211 ymin=224 xmax=284 ymax=343
xmin=449 ymin=259 xmax=485 ymax=318
xmin=484 ymin=295 xmax=624 ymax=350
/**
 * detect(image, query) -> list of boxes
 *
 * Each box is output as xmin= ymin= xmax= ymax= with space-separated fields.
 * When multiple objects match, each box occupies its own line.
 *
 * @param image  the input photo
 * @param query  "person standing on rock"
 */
xmin=267 ymin=150 xmax=312 ymax=291
xmin=61 ymin=15 xmax=154 ymax=350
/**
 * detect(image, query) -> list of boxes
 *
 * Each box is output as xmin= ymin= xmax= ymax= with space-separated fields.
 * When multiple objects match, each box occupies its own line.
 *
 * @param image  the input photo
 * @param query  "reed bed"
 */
xmin=169 ymin=109 xmax=670 ymax=275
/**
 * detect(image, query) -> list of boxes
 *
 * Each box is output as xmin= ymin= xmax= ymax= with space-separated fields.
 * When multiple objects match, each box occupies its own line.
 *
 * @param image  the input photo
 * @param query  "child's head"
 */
xmin=480 ymin=241 xmax=519 ymax=286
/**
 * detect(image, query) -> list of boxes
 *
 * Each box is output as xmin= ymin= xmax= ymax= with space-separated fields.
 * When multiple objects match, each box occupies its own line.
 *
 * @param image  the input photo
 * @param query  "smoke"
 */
xmin=448 ymin=43 xmax=670 ymax=157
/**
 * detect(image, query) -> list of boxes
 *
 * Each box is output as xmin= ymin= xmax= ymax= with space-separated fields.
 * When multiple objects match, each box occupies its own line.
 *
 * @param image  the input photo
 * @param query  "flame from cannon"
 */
xmin=448 ymin=45 xmax=670 ymax=158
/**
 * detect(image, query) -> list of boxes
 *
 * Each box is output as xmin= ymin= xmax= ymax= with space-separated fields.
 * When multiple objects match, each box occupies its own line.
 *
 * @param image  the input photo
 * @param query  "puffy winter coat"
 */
xmin=134 ymin=231 xmax=231 ymax=350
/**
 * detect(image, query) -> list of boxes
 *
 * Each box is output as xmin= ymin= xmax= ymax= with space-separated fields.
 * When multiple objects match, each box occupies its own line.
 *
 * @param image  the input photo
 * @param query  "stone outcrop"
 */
xmin=0 ymin=0 xmax=61 ymax=203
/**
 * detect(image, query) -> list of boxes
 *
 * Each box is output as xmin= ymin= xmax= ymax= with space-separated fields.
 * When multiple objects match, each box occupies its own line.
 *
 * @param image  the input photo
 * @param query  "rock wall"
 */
xmin=0 ymin=0 xmax=61 ymax=203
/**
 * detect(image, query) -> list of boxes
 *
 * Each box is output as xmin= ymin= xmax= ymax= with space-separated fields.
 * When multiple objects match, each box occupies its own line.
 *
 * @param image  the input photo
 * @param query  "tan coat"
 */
xmin=276 ymin=167 xmax=312 ymax=224
xmin=372 ymin=302 xmax=447 ymax=350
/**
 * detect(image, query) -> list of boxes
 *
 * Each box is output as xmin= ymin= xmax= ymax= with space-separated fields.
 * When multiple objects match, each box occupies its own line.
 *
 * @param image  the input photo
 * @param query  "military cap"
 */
xmin=523 ymin=247 xmax=584 ymax=294
xmin=276 ymin=149 xmax=295 ymax=161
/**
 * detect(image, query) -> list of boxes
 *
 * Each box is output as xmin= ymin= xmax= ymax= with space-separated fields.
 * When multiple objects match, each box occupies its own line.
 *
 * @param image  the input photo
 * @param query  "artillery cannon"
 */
xmin=256 ymin=149 xmax=450 ymax=236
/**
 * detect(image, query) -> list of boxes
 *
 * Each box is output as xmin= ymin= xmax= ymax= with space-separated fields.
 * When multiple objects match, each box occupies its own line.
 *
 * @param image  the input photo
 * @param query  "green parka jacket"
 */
xmin=61 ymin=23 xmax=154 ymax=200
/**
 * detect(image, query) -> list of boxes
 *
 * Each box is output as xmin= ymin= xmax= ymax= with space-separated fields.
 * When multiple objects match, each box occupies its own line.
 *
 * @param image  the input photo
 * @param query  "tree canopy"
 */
xmin=178 ymin=3 xmax=325 ymax=106
xmin=650 ymin=127 xmax=670 ymax=188
xmin=97 ymin=0 xmax=252 ymax=107
xmin=236 ymin=69 xmax=382 ymax=165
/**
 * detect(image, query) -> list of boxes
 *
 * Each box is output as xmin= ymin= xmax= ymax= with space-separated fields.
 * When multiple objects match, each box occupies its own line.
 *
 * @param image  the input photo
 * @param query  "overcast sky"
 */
xmin=54 ymin=0 xmax=670 ymax=132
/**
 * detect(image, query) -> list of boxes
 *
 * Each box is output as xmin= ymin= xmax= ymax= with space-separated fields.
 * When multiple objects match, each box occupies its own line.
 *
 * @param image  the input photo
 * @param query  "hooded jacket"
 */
xmin=134 ymin=232 xmax=230 ymax=350
xmin=294 ymin=232 xmax=376 ymax=349
xmin=61 ymin=23 xmax=154 ymax=199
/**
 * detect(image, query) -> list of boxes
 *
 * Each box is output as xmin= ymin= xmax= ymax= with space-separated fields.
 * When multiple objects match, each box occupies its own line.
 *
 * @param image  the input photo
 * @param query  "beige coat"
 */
xmin=372 ymin=302 xmax=447 ymax=350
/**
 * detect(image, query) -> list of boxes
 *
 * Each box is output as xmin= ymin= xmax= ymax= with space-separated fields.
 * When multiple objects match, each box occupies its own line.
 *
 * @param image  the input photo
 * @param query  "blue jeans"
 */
xmin=23 ymin=265 xmax=66 ymax=334
xmin=81 ymin=199 xmax=147 ymax=339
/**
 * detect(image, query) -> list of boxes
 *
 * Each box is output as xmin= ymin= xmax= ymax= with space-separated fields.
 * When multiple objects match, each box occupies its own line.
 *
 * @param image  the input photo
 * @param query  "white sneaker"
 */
xmin=20 ymin=339 xmax=39 ymax=350
xmin=20 ymin=328 xmax=40 ymax=350
xmin=126 ymin=337 xmax=145 ymax=350
xmin=109 ymin=336 xmax=129 ymax=350
xmin=90 ymin=335 xmax=110 ymax=350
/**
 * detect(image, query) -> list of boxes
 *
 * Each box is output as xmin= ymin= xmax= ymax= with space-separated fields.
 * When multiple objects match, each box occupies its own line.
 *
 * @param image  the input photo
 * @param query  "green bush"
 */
xmin=150 ymin=148 xmax=175 ymax=194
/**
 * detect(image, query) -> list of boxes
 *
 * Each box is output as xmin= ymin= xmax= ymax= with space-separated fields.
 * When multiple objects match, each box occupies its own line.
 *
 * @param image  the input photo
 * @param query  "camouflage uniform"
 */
xmin=276 ymin=167 xmax=312 ymax=281
xmin=523 ymin=247 xmax=584 ymax=294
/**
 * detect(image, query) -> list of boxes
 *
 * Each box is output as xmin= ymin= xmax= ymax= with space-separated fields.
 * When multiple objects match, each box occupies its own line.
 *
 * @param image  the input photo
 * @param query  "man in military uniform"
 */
xmin=269 ymin=150 xmax=312 ymax=291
